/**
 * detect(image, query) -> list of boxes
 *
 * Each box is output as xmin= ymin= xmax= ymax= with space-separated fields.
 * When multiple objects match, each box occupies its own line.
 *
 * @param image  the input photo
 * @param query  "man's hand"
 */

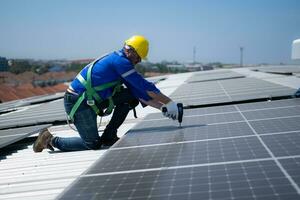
xmin=161 ymin=101 xmax=179 ymax=120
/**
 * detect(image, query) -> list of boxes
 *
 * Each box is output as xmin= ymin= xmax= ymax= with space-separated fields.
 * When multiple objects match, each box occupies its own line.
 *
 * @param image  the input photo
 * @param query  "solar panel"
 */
xmin=171 ymin=78 xmax=296 ymax=107
xmin=187 ymin=71 xmax=244 ymax=83
xmin=242 ymin=106 xmax=300 ymax=120
xmin=279 ymin=158 xmax=300 ymax=187
xmin=135 ymin=111 xmax=244 ymax=128
xmin=261 ymin=132 xmax=300 ymax=157
xmin=249 ymin=116 xmax=300 ymax=134
xmin=0 ymin=92 xmax=64 ymax=113
xmin=253 ymin=65 xmax=300 ymax=75
xmin=58 ymin=161 xmax=299 ymax=200
xmin=0 ymin=99 xmax=65 ymax=129
xmin=237 ymin=98 xmax=300 ymax=111
xmin=116 ymin=122 xmax=254 ymax=148
xmin=58 ymin=99 xmax=300 ymax=199
xmin=0 ymin=124 xmax=51 ymax=148
xmin=85 ymin=137 xmax=269 ymax=174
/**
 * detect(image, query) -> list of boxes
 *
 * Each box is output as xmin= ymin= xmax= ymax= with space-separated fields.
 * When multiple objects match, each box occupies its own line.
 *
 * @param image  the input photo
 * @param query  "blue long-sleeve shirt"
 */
xmin=70 ymin=49 xmax=160 ymax=102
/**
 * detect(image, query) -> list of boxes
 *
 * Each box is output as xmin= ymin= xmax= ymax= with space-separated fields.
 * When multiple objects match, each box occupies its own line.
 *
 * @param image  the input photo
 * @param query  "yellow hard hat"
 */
xmin=125 ymin=35 xmax=149 ymax=59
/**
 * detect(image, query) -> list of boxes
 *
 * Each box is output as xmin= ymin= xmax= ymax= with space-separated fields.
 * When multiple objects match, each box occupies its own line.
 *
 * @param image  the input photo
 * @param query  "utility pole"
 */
xmin=240 ymin=46 xmax=244 ymax=67
xmin=193 ymin=46 xmax=196 ymax=64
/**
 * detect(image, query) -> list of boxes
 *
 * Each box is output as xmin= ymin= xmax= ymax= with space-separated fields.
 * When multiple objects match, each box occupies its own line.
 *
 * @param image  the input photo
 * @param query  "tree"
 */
xmin=9 ymin=60 xmax=32 ymax=74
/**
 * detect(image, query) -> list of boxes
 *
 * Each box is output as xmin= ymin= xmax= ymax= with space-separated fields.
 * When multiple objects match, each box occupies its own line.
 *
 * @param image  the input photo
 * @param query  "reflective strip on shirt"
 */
xmin=77 ymin=74 xmax=86 ymax=84
xmin=121 ymin=69 xmax=136 ymax=78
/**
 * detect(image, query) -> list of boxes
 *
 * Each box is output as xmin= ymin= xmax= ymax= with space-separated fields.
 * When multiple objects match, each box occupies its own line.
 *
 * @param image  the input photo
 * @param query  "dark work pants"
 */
xmin=98 ymin=88 xmax=139 ymax=140
xmin=52 ymin=88 xmax=138 ymax=151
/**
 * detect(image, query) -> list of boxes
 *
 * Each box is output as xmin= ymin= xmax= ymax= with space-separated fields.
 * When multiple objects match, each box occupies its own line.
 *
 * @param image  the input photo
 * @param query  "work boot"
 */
xmin=100 ymin=129 xmax=120 ymax=147
xmin=100 ymin=136 xmax=120 ymax=146
xmin=33 ymin=129 xmax=55 ymax=152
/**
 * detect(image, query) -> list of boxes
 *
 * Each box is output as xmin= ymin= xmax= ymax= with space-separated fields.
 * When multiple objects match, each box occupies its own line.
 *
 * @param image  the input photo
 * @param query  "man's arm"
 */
xmin=147 ymin=91 xmax=171 ymax=104
xmin=139 ymin=91 xmax=172 ymax=110
xmin=140 ymin=91 xmax=181 ymax=120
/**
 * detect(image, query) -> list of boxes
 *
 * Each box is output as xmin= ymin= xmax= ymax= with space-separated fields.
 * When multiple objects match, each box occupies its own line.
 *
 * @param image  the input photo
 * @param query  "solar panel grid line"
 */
xmin=84 ymin=137 xmax=271 ymax=175
xmin=237 ymin=99 xmax=300 ymax=111
xmin=76 ymin=161 xmax=298 ymax=200
xmin=234 ymin=105 xmax=300 ymax=195
xmin=140 ymin=104 xmax=300 ymax=123
xmin=217 ymin=80 xmax=232 ymax=100
xmin=279 ymin=157 xmax=300 ymax=187
xmin=80 ymin=157 xmax=282 ymax=178
xmin=140 ymin=111 xmax=239 ymax=122
xmin=131 ymin=116 xmax=298 ymax=134
xmin=249 ymin=117 xmax=300 ymax=135
xmin=242 ymin=108 xmax=300 ymax=121
xmin=172 ymin=87 xmax=294 ymax=101
xmin=174 ymin=83 xmax=289 ymax=93
xmin=227 ymin=89 xmax=294 ymax=96
xmin=176 ymin=78 xmax=288 ymax=89
xmin=186 ymin=72 xmax=245 ymax=83
xmin=118 ymin=123 xmax=256 ymax=149
xmin=247 ymin=115 xmax=300 ymax=122
xmin=277 ymin=155 xmax=300 ymax=160
xmin=261 ymin=132 xmax=300 ymax=157
xmin=187 ymin=76 xmax=245 ymax=83
xmin=173 ymin=95 xmax=229 ymax=102
xmin=259 ymin=130 xmax=300 ymax=136
xmin=111 ymin=135 xmax=259 ymax=151
xmin=172 ymin=91 xmax=294 ymax=105
xmin=112 ymin=130 xmax=300 ymax=151
xmin=171 ymin=92 xmax=226 ymax=100
xmin=241 ymin=104 xmax=300 ymax=112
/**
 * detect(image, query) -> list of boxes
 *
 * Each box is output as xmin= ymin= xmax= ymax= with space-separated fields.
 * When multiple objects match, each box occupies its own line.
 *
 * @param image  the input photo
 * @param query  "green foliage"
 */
xmin=155 ymin=63 xmax=169 ymax=73
xmin=65 ymin=62 xmax=87 ymax=73
xmin=7 ymin=59 xmax=198 ymax=76
xmin=135 ymin=63 xmax=146 ymax=75
xmin=9 ymin=60 xmax=32 ymax=74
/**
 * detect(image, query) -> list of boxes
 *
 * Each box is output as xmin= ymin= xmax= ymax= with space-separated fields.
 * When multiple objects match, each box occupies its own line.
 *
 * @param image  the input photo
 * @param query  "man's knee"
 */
xmin=84 ymin=140 xmax=101 ymax=150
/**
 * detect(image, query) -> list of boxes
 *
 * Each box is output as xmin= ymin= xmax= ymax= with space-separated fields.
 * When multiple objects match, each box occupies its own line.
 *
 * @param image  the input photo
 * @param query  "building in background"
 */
xmin=0 ymin=57 xmax=8 ymax=72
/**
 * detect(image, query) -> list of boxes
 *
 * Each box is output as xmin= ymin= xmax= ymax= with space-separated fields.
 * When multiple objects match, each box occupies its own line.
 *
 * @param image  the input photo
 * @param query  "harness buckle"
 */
xmin=87 ymin=99 xmax=95 ymax=106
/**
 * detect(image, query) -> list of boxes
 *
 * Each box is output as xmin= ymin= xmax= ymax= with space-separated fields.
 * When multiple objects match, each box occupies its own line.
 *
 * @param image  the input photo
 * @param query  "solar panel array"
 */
xmin=0 ymin=92 xmax=64 ymax=113
xmin=253 ymin=65 xmax=300 ymax=75
xmin=0 ymin=69 xmax=298 ymax=199
xmin=187 ymin=70 xmax=245 ymax=83
xmin=171 ymin=77 xmax=296 ymax=107
xmin=0 ymin=124 xmax=51 ymax=148
xmin=0 ymin=99 xmax=65 ymax=130
xmin=58 ymin=98 xmax=300 ymax=199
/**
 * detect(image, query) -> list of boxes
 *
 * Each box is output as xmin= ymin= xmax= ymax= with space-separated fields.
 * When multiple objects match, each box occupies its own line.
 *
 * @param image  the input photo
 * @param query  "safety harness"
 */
xmin=68 ymin=56 xmax=122 ymax=121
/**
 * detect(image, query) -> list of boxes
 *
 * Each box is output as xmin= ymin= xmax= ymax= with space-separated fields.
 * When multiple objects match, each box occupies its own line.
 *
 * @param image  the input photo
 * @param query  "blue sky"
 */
xmin=0 ymin=0 xmax=300 ymax=64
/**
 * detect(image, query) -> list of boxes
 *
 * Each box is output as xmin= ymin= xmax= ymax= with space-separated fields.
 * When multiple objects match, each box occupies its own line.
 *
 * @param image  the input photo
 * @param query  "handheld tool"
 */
xmin=177 ymin=103 xmax=183 ymax=128
xmin=162 ymin=103 xmax=184 ymax=128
